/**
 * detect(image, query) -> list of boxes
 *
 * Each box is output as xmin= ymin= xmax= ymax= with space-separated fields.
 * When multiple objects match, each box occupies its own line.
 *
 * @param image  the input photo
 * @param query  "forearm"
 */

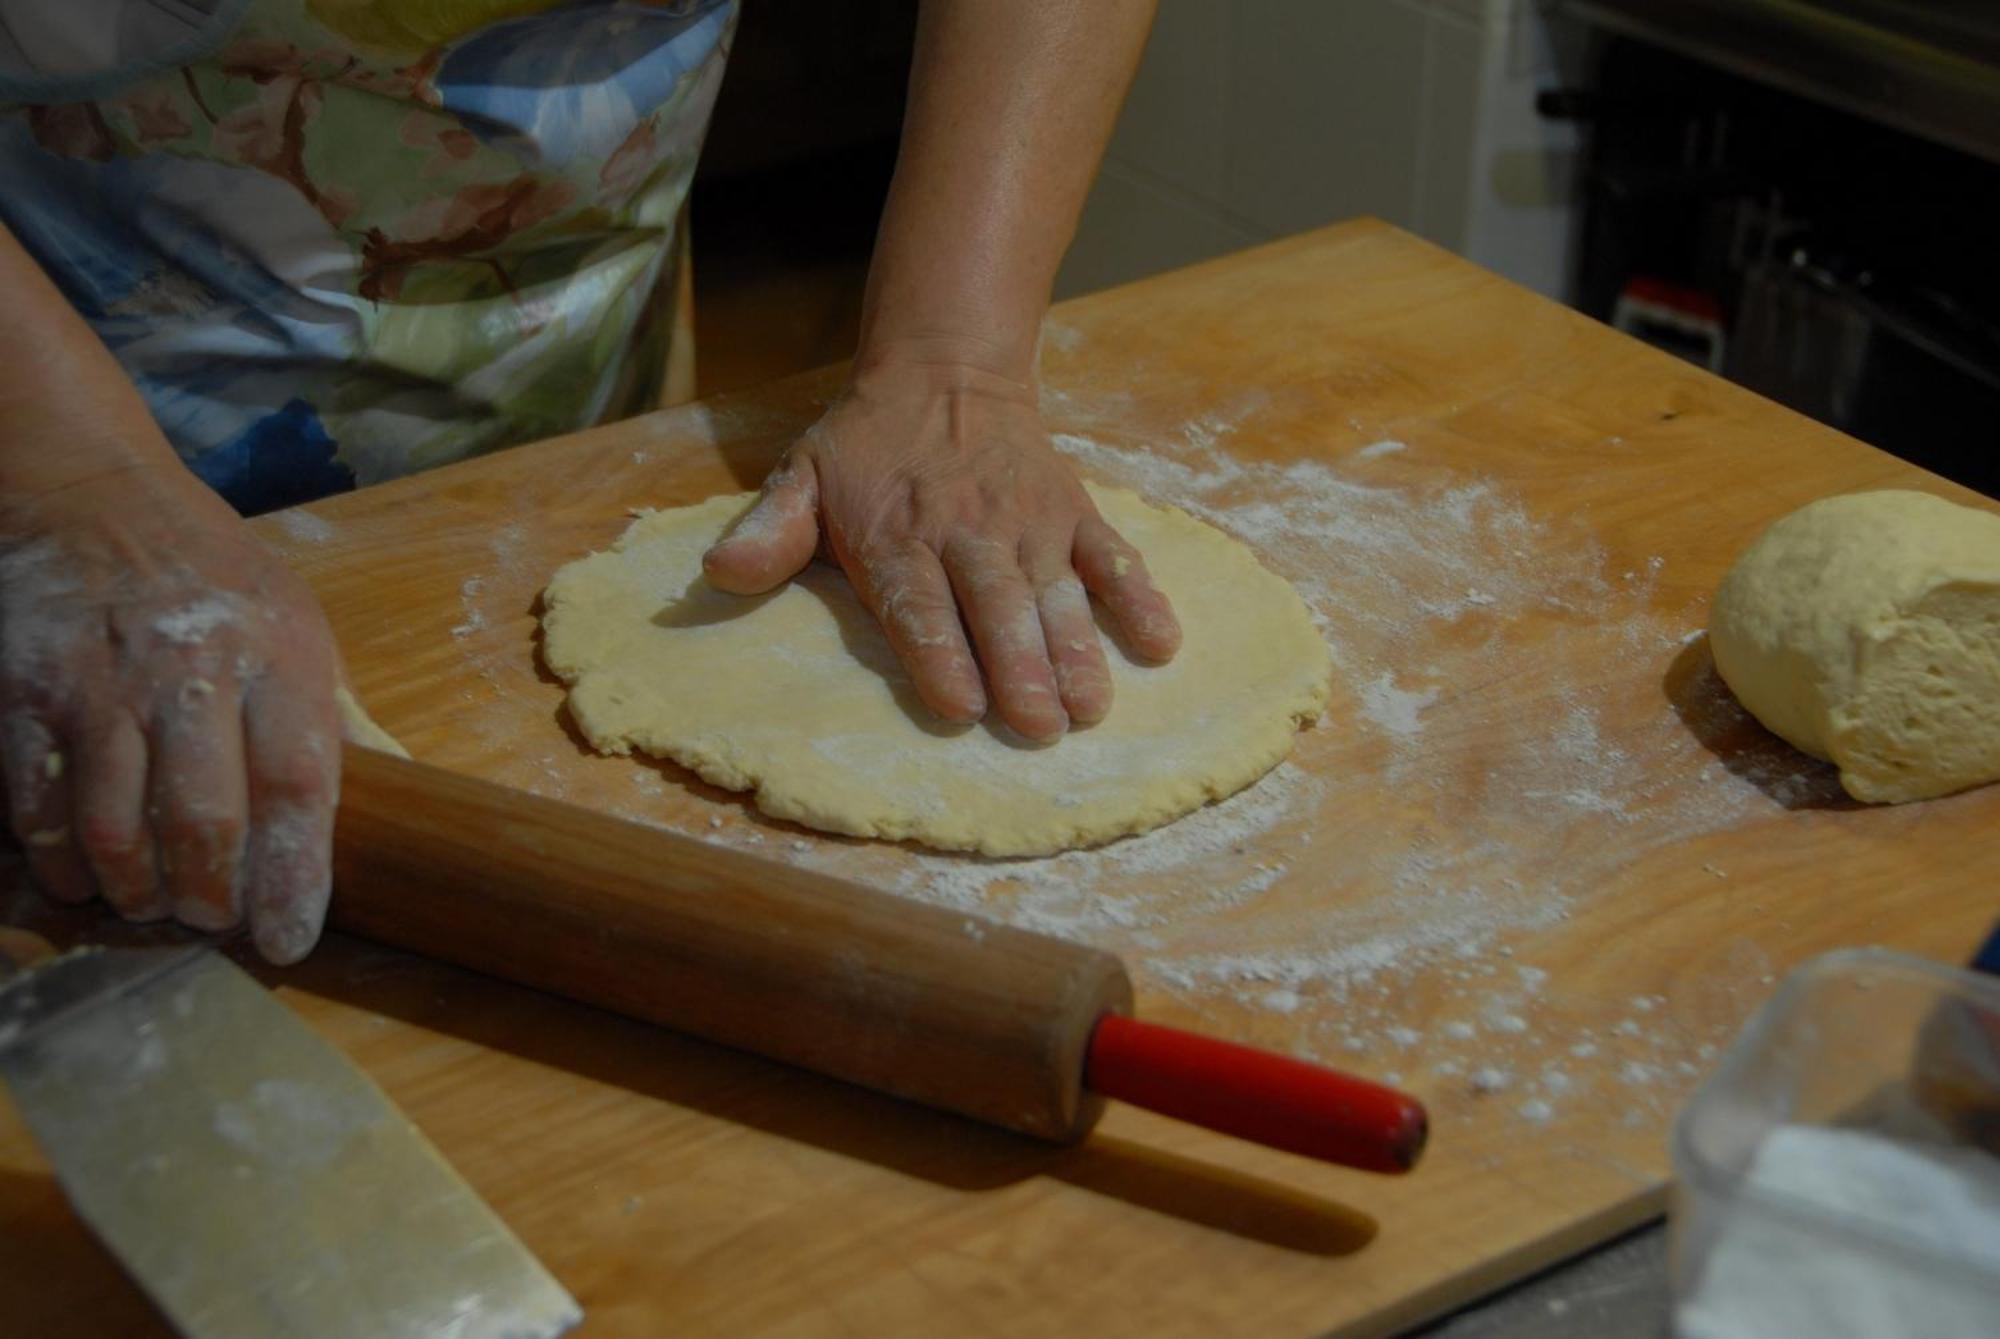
xmin=856 ymin=0 xmax=1155 ymax=384
xmin=0 ymin=220 xmax=182 ymax=509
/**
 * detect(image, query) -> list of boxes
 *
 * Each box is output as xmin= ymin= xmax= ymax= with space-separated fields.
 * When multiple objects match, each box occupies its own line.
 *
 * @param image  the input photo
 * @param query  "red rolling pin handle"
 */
xmin=1085 ymin=1014 xmax=1429 ymax=1173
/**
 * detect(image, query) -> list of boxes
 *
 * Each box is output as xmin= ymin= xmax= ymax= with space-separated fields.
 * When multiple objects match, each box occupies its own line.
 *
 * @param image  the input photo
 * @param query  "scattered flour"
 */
xmin=865 ymin=761 xmax=1327 ymax=942
xmin=274 ymin=509 xmax=336 ymax=544
xmin=1358 ymin=672 xmax=1438 ymax=740
xmin=1041 ymin=317 xmax=1085 ymax=355
xmin=450 ymin=579 xmax=489 ymax=640
xmin=982 ymin=415 xmax=1767 ymax=1120
xmin=503 ymin=381 xmax=1793 ymax=1137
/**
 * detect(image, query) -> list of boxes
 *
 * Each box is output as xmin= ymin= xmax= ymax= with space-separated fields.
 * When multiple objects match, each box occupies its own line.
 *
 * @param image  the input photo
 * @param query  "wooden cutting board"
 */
xmin=4 ymin=219 xmax=1996 ymax=1337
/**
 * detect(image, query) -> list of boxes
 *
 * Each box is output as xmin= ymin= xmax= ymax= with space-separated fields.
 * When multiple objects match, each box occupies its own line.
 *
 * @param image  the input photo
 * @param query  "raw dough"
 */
xmin=336 ymin=686 xmax=409 ymax=758
xmin=1709 ymin=490 xmax=2000 ymax=803
xmin=540 ymin=486 xmax=1331 ymax=855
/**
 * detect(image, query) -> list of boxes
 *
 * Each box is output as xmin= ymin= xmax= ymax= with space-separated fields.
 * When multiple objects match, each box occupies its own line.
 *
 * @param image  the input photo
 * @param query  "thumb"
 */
xmin=702 ymin=455 xmax=821 ymax=594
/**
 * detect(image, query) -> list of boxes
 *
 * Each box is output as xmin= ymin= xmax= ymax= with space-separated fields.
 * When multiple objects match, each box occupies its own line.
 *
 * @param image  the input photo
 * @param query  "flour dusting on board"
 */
xmin=880 ymin=761 xmax=1325 ymax=939
xmin=1358 ymin=672 xmax=1437 ymax=741
xmin=425 ymin=357 xmax=1832 ymax=1136
xmin=674 ymin=388 xmax=1829 ymax=1134
xmin=274 ymin=509 xmax=336 ymax=544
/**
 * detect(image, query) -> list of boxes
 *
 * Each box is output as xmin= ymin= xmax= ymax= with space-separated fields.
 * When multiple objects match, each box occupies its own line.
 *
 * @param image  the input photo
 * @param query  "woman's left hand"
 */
xmin=701 ymin=358 xmax=1180 ymax=742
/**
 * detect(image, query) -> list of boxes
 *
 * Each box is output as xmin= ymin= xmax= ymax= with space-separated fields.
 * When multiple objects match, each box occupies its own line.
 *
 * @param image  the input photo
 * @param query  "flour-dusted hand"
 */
xmin=702 ymin=361 xmax=1181 ymax=741
xmin=0 ymin=466 xmax=344 ymax=962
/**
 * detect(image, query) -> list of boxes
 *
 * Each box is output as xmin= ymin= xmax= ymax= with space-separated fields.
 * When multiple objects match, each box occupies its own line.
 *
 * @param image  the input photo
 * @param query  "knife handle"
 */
xmin=1086 ymin=1014 xmax=1428 ymax=1173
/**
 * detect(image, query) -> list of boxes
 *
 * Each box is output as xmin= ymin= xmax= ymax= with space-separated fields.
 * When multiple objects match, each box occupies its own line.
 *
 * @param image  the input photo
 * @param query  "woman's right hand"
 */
xmin=0 ymin=463 xmax=345 ymax=963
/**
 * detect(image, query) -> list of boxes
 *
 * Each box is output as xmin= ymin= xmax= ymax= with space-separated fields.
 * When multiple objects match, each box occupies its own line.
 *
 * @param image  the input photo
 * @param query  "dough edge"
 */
xmin=640 ymin=699 xmax=1321 ymax=858
xmin=336 ymin=685 xmax=410 ymax=759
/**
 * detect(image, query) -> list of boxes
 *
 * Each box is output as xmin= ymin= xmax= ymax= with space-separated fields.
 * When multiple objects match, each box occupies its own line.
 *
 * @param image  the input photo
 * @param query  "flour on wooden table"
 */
xmin=873 ymin=761 xmax=1327 ymax=941
xmin=274 ymin=509 xmax=336 ymax=544
xmin=1357 ymin=672 xmax=1438 ymax=740
xmin=451 ymin=577 xmax=489 ymax=639
xmin=429 ymin=364 xmax=1825 ymax=1135
xmin=721 ymin=394 xmax=1810 ymax=1131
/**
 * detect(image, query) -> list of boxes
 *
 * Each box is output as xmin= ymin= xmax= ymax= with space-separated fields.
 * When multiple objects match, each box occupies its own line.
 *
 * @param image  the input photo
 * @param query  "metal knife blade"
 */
xmin=0 ymin=946 xmax=581 ymax=1339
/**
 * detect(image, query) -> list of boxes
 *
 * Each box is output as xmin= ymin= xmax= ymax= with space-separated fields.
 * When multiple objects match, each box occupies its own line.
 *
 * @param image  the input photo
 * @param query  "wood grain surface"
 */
xmin=330 ymin=744 xmax=1131 ymax=1143
xmin=4 ymin=220 xmax=1996 ymax=1337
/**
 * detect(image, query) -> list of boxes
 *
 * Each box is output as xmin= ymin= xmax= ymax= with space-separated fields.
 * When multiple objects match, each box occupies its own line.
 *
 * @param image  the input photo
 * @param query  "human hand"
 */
xmin=0 ymin=465 xmax=344 ymax=962
xmin=702 ymin=359 xmax=1180 ymax=741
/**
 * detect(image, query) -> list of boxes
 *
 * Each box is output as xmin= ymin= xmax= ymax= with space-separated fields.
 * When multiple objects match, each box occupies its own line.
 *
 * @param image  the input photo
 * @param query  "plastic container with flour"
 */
xmin=1670 ymin=949 xmax=2000 ymax=1338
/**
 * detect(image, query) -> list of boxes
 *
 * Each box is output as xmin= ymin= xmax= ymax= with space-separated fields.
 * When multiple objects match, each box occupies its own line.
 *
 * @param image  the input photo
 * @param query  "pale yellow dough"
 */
xmin=540 ymin=486 xmax=1331 ymax=855
xmin=1709 ymin=490 xmax=2000 ymax=803
xmin=335 ymin=686 xmax=409 ymax=758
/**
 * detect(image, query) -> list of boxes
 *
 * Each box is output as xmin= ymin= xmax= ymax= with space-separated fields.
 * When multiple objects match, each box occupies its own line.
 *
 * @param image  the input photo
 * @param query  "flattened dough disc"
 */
xmin=540 ymin=485 xmax=1331 ymax=856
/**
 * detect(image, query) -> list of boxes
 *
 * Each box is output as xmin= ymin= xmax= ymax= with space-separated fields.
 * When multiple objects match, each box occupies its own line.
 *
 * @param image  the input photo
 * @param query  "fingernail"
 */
xmin=174 ymin=896 xmax=239 ymax=933
xmin=248 ymin=836 xmax=330 ymax=964
xmin=121 ymin=893 xmax=175 ymax=924
xmin=254 ymin=916 xmax=319 ymax=965
xmin=28 ymin=850 xmax=93 ymax=905
xmin=1020 ymin=714 xmax=1068 ymax=744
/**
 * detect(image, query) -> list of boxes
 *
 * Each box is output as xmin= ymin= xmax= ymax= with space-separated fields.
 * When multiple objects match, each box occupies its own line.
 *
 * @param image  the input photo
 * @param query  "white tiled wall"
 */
xmin=1055 ymin=0 xmax=1585 ymax=301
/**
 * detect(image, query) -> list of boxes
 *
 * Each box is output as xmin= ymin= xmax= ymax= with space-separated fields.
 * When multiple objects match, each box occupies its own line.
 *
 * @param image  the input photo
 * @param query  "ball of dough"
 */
xmin=1709 ymin=490 xmax=2000 ymax=803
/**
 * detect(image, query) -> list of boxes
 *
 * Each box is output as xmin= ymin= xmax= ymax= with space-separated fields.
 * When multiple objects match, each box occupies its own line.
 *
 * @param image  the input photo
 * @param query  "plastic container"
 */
xmin=1670 ymin=947 xmax=2000 ymax=1339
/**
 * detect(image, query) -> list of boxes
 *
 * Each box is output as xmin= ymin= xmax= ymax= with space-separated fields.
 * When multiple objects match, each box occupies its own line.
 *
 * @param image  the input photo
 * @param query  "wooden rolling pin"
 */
xmin=331 ymin=745 xmax=1427 ymax=1172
